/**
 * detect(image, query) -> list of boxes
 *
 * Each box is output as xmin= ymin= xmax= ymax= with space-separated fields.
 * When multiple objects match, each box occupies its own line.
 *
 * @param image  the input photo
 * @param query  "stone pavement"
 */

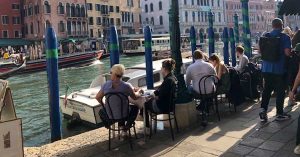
xmin=24 ymin=97 xmax=300 ymax=157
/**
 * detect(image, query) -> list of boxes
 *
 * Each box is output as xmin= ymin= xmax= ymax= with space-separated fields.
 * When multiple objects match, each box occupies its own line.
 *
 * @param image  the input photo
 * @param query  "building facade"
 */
xmin=86 ymin=0 xmax=122 ymax=41
xmin=23 ymin=0 xmax=88 ymax=41
xmin=120 ymin=0 xmax=142 ymax=35
xmin=225 ymin=0 xmax=276 ymax=37
xmin=284 ymin=15 xmax=300 ymax=32
xmin=0 ymin=0 xmax=22 ymax=38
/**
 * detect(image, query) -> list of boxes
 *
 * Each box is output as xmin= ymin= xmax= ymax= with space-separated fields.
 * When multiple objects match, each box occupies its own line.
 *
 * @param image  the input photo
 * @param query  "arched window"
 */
xmin=150 ymin=3 xmax=153 ymax=12
xmin=197 ymin=0 xmax=200 ymax=5
xmin=76 ymin=4 xmax=80 ymax=17
xmin=185 ymin=11 xmax=188 ymax=22
xmin=211 ymin=0 xmax=214 ymax=6
xmin=192 ymin=0 xmax=194 ymax=5
xmin=46 ymin=20 xmax=51 ymax=29
xmin=81 ymin=5 xmax=85 ymax=17
xmin=28 ymin=4 xmax=33 ymax=16
xmin=77 ymin=22 xmax=81 ymax=34
xmin=145 ymin=4 xmax=148 ymax=13
xmin=44 ymin=1 xmax=51 ymax=13
xmin=151 ymin=17 xmax=154 ymax=25
xmin=159 ymin=1 xmax=162 ymax=10
xmin=159 ymin=16 xmax=163 ymax=25
xmin=198 ymin=12 xmax=200 ymax=22
xmin=200 ymin=28 xmax=204 ymax=33
xmin=30 ymin=22 xmax=33 ymax=34
xmin=185 ymin=29 xmax=190 ymax=34
xmin=257 ymin=16 xmax=260 ymax=22
xmin=192 ymin=12 xmax=195 ymax=22
xmin=184 ymin=0 xmax=187 ymax=5
xmin=24 ymin=6 xmax=27 ymax=17
xmin=58 ymin=2 xmax=64 ymax=14
xmin=72 ymin=21 xmax=76 ymax=34
xmin=219 ymin=28 xmax=223 ymax=33
xmin=200 ymin=0 xmax=203 ymax=6
xmin=217 ymin=0 xmax=220 ymax=7
xmin=25 ymin=24 xmax=28 ymax=35
xmin=58 ymin=21 xmax=65 ymax=32
xmin=67 ymin=21 xmax=71 ymax=35
xmin=145 ymin=17 xmax=149 ymax=23
xmin=218 ymin=12 xmax=221 ymax=22
xmin=71 ymin=4 xmax=75 ymax=17
xmin=66 ymin=3 xmax=70 ymax=16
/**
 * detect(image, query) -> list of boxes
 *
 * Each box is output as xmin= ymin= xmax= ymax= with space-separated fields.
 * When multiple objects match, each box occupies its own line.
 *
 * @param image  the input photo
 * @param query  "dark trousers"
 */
xmin=260 ymin=73 xmax=286 ymax=115
xmin=144 ymin=100 xmax=161 ymax=128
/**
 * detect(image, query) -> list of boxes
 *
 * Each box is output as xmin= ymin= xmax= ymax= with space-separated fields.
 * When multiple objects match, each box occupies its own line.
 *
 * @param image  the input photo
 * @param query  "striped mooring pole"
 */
xmin=241 ymin=0 xmax=252 ymax=57
xmin=190 ymin=26 xmax=196 ymax=62
xmin=144 ymin=26 xmax=154 ymax=89
xmin=229 ymin=28 xmax=237 ymax=67
xmin=109 ymin=26 xmax=120 ymax=67
xmin=222 ymin=27 xmax=229 ymax=65
xmin=45 ymin=27 xmax=62 ymax=142
xmin=208 ymin=11 xmax=215 ymax=57
xmin=234 ymin=13 xmax=240 ymax=43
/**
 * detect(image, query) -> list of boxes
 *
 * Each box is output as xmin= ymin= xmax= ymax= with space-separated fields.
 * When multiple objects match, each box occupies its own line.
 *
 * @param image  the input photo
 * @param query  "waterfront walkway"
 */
xmin=25 ymin=97 xmax=300 ymax=157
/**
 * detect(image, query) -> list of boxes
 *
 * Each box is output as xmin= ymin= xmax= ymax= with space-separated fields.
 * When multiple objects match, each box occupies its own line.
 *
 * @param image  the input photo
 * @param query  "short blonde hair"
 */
xmin=111 ymin=64 xmax=125 ymax=77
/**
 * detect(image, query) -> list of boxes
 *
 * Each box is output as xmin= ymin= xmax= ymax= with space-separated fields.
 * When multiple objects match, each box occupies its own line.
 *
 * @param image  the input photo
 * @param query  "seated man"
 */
xmin=186 ymin=50 xmax=217 ymax=95
xmin=234 ymin=46 xmax=249 ymax=73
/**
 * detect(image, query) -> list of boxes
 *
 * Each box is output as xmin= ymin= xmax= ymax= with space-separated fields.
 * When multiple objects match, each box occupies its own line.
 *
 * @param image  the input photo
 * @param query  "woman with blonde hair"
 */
xmin=283 ymin=26 xmax=294 ymax=38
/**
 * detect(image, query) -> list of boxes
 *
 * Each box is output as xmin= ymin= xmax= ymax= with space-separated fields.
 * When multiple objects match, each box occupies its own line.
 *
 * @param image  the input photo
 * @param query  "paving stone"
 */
xmin=186 ymin=150 xmax=218 ymax=157
xmin=220 ymin=152 xmax=242 ymax=157
xmin=273 ymin=150 xmax=300 ymax=157
xmin=160 ymin=148 xmax=191 ymax=157
xmin=228 ymin=145 xmax=255 ymax=156
xmin=250 ymin=131 xmax=273 ymax=140
xmin=249 ymin=148 xmax=275 ymax=157
xmin=282 ymin=140 xmax=297 ymax=152
xmin=258 ymin=140 xmax=285 ymax=151
xmin=240 ymin=137 xmax=265 ymax=147
xmin=139 ymin=144 xmax=171 ymax=156
xmin=269 ymin=130 xmax=295 ymax=143
xmin=259 ymin=125 xmax=281 ymax=134
xmin=175 ymin=141 xmax=201 ymax=153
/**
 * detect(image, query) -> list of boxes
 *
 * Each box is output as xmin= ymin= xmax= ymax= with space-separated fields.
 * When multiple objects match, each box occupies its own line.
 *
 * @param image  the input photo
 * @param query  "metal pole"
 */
xmin=234 ymin=13 xmax=239 ymax=43
xmin=229 ymin=28 xmax=237 ymax=67
xmin=45 ymin=27 xmax=62 ymax=142
xmin=144 ymin=26 xmax=154 ymax=89
xmin=190 ymin=26 xmax=196 ymax=62
xmin=222 ymin=27 xmax=229 ymax=65
xmin=241 ymin=0 xmax=252 ymax=57
xmin=208 ymin=11 xmax=215 ymax=56
xmin=109 ymin=26 xmax=120 ymax=67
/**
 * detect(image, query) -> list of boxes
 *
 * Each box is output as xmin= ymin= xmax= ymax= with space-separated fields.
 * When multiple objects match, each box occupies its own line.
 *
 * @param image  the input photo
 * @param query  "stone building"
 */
xmin=0 ymin=0 xmax=22 ymax=38
xmin=120 ymin=0 xmax=142 ymax=35
xmin=23 ymin=0 xmax=88 ymax=42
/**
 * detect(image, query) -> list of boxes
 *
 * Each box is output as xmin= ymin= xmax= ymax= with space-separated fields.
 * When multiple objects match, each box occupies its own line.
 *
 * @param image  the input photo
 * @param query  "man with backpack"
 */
xmin=259 ymin=18 xmax=292 ymax=122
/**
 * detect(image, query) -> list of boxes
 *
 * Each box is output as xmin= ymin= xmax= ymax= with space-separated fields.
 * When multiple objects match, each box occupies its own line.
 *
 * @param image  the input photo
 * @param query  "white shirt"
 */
xmin=235 ymin=54 xmax=249 ymax=73
xmin=185 ymin=59 xmax=217 ymax=94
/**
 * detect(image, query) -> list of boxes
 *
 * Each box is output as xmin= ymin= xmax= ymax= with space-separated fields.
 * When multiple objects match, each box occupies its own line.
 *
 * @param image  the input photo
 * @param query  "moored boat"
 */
xmin=0 ymin=59 xmax=26 ymax=79
xmin=59 ymin=58 xmax=193 ymax=126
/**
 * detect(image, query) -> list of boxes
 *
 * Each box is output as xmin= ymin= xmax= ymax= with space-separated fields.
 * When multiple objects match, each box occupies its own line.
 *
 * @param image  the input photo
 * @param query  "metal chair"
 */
xmin=194 ymin=75 xmax=220 ymax=123
xmin=149 ymin=82 xmax=179 ymax=141
xmin=100 ymin=92 xmax=137 ymax=151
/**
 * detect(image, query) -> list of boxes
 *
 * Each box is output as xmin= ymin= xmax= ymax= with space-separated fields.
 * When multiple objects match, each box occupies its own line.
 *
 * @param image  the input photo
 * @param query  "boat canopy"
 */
xmin=0 ymin=39 xmax=33 ymax=47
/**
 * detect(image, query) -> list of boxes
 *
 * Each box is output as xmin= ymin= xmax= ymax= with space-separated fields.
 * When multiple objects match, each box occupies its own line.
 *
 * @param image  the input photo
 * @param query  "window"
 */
xmin=76 ymin=4 xmax=80 ymax=17
xmin=116 ymin=6 xmax=120 ymax=13
xmin=71 ymin=4 xmax=75 ymax=17
xmin=28 ymin=5 xmax=33 ymax=16
xmin=2 ymin=16 xmax=9 ymax=25
xmin=212 ymin=0 xmax=214 ymax=6
xmin=12 ymin=17 xmax=20 ymax=24
xmin=96 ymin=17 xmax=101 ymax=25
xmin=184 ymin=0 xmax=187 ymax=5
xmin=34 ymin=5 xmax=39 ymax=14
xmin=110 ymin=18 xmax=114 ymax=25
xmin=24 ymin=6 xmax=27 ymax=17
xmin=109 ymin=6 xmax=114 ymax=12
xmin=132 ymin=13 xmax=134 ymax=23
xmin=2 ymin=31 xmax=8 ymax=38
xmin=37 ymin=21 xmax=40 ymax=33
xmin=30 ymin=23 xmax=33 ymax=34
xmin=185 ymin=11 xmax=188 ymax=22
xmin=14 ymin=31 xmax=19 ymax=38
xmin=87 ymin=3 xmax=92 ymax=10
xmin=44 ymin=1 xmax=51 ymax=13
xmin=192 ymin=12 xmax=195 ymax=22
xmin=197 ymin=0 xmax=200 ymax=5
xmin=89 ymin=17 xmax=94 ymax=25
xmin=159 ymin=16 xmax=163 ymax=25
xmin=58 ymin=2 xmax=64 ymax=14
xmin=12 ymin=4 xmax=20 ymax=10
xmin=159 ymin=1 xmax=162 ymax=10
xmin=81 ymin=5 xmax=86 ymax=17
xmin=58 ymin=21 xmax=65 ymax=32
xmin=25 ymin=24 xmax=28 ymax=35
xmin=151 ymin=17 xmax=154 ymax=25
xmin=139 ymin=14 xmax=141 ymax=24
xmin=145 ymin=4 xmax=148 ymax=13
xmin=218 ymin=12 xmax=221 ymax=22
xmin=150 ymin=3 xmax=153 ymax=12
xmin=198 ymin=12 xmax=200 ymax=22
xmin=95 ymin=4 xmax=100 ymax=11
xmin=66 ymin=3 xmax=70 ymax=16
xmin=117 ymin=18 xmax=121 ymax=26
xmin=192 ymin=0 xmax=194 ymax=5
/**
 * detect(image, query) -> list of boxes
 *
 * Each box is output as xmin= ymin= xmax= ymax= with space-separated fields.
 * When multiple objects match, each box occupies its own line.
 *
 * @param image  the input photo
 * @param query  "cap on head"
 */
xmin=272 ymin=18 xmax=283 ymax=29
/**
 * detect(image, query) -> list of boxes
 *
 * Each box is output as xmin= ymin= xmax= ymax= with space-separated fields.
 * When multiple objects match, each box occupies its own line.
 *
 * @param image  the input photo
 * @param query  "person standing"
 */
xmin=259 ymin=18 xmax=292 ymax=122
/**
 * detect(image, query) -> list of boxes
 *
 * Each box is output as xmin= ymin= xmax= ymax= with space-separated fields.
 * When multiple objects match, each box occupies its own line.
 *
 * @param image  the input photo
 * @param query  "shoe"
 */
xmin=275 ymin=113 xmax=291 ymax=121
xmin=259 ymin=111 xmax=268 ymax=122
xmin=295 ymin=145 xmax=300 ymax=154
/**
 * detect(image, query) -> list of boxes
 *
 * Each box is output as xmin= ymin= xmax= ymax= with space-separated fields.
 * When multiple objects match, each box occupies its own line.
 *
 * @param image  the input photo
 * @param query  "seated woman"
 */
xmin=144 ymin=59 xmax=177 ymax=128
xmin=208 ymin=54 xmax=230 ymax=94
xmin=95 ymin=64 xmax=142 ymax=129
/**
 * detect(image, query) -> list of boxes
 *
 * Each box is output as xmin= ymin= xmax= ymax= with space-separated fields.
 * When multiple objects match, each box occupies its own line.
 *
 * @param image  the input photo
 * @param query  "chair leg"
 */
xmin=149 ymin=114 xmax=152 ymax=139
xmin=128 ymin=128 xmax=133 ymax=150
xmin=118 ymin=125 xmax=120 ymax=140
xmin=168 ymin=114 xmax=174 ymax=141
xmin=154 ymin=115 xmax=157 ymax=134
xmin=174 ymin=113 xmax=179 ymax=133
xmin=109 ymin=128 xmax=111 ymax=151
xmin=215 ymin=96 xmax=220 ymax=121
xmin=133 ymin=124 xmax=137 ymax=139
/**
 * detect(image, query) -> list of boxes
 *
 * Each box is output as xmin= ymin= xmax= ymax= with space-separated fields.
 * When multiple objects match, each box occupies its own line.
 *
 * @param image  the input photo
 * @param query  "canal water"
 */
xmin=7 ymin=55 xmax=146 ymax=147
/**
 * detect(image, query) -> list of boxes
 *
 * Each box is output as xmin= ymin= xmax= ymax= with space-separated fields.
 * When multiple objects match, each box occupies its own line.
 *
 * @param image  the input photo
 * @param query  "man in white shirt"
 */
xmin=235 ymin=46 xmax=249 ymax=73
xmin=186 ymin=50 xmax=217 ymax=95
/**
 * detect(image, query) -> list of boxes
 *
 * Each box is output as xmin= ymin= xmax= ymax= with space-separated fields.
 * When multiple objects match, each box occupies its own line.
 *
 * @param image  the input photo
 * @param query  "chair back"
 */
xmin=168 ymin=80 xmax=178 ymax=113
xmin=101 ymin=92 xmax=130 ymax=121
xmin=198 ymin=74 xmax=219 ymax=96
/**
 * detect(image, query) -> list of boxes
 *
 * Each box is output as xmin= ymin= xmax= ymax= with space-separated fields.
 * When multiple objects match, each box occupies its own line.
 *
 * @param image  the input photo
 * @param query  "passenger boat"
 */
xmin=59 ymin=58 xmax=193 ymax=125
xmin=22 ymin=51 xmax=96 ymax=73
xmin=0 ymin=58 xmax=26 ymax=79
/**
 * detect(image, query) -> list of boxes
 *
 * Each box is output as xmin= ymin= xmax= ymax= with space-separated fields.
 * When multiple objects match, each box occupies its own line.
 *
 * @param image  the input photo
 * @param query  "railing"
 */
xmin=67 ymin=31 xmax=89 ymax=37
xmin=122 ymin=22 xmax=134 ymax=27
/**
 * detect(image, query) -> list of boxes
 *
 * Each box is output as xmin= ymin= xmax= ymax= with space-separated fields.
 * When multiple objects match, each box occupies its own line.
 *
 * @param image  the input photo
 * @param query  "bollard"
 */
xmin=109 ymin=26 xmax=120 ymax=67
xmin=222 ymin=27 xmax=229 ymax=65
xmin=241 ymin=0 xmax=252 ymax=57
xmin=190 ymin=26 xmax=196 ymax=62
xmin=229 ymin=28 xmax=237 ymax=67
xmin=144 ymin=26 xmax=154 ymax=89
xmin=45 ymin=27 xmax=62 ymax=142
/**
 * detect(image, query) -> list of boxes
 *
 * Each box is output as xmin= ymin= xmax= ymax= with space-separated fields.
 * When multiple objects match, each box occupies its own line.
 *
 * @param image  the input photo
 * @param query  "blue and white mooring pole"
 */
xmin=109 ymin=26 xmax=120 ymax=67
xmin=144 ymin=26 xmax=154 ymax=89
xmin=190 ymin=26 xmax=196 ymax=62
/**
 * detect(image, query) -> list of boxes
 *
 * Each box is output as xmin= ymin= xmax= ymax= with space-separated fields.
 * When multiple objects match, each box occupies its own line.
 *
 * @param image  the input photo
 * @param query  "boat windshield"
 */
xmin=122 ymin=40 xmax=141 ymax=50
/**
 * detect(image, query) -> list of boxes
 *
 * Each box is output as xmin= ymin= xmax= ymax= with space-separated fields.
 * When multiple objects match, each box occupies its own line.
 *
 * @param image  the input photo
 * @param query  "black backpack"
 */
xmin=259 ymin=33 xmax=282 ymax=62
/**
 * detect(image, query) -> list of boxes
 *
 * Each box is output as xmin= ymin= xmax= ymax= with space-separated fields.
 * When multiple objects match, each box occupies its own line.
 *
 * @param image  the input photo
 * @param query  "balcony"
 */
xmin=67 ymin=31 xmax=89 ymax=37
xmin=122 ymin=22 xmax=134 ymax=27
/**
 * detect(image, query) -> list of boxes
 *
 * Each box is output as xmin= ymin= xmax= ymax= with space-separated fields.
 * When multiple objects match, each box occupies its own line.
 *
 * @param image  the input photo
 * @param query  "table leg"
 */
xmin=143 ymin=103 xmax=146 ymax=141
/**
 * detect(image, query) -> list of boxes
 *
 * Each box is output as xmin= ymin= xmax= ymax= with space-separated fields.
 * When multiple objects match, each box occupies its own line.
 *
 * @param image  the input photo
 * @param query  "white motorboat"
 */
xmin=59 ymin=58 xmax=193 ymax=125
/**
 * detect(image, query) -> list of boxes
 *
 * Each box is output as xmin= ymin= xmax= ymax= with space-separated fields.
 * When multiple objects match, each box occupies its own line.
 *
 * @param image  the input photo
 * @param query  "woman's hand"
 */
xmin=289 ymin=91 xmax=295 ymax=101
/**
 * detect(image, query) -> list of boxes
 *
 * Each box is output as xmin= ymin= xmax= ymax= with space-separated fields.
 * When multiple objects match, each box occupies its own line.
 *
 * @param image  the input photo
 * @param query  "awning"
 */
xmin=0 ymin=39 xmax=33 ymax=47
xmin=279 ymin=0 xmax=300 ymax=15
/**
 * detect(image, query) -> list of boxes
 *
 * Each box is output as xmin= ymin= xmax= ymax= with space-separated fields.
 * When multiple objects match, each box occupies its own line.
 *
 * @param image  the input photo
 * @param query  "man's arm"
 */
xmin=284 ymin=35 xmax=292 ymax=57
xmin=185 ymin=67 xmax=192 ymax=86
xmin=289 ymin=64 xmax=300 ymax=100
